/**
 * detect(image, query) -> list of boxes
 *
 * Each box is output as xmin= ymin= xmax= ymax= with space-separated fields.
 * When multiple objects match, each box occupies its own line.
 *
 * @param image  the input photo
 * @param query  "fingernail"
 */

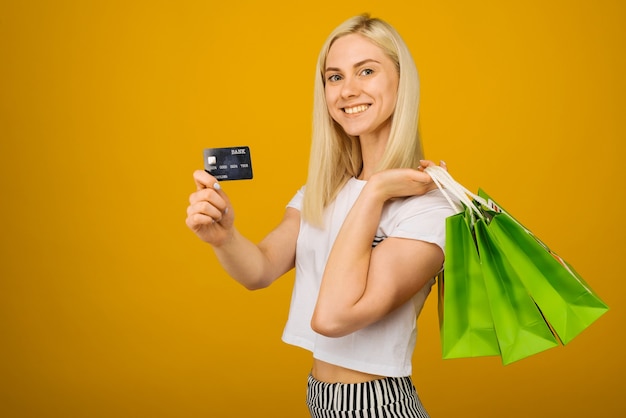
xmin=440 ymin=160 xmax=447 ymax=166
xmin=224 ymin=208 xmax=229 ymax=215
xmin=213 ymin=182 xmax=221 ymax=190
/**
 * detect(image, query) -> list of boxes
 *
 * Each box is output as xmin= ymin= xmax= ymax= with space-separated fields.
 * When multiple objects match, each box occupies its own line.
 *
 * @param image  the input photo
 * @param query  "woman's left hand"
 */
xmin=418 ymin=159 xmax=447 ymax=172
xmin=367 ymin=159 xmax=447 ymax=202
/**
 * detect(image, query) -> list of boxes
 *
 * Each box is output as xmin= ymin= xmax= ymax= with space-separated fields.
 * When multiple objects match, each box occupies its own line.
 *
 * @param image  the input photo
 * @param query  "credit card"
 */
xmin=203 ymin=146 xmax=253 ymax=181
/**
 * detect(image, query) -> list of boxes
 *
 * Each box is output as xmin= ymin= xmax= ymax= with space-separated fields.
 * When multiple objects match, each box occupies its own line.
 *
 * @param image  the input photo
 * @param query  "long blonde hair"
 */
xmin=302 ymin=14 xmax=423 ymax=226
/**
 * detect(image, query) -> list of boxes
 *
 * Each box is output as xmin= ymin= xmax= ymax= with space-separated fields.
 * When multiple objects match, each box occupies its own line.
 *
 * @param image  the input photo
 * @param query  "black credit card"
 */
xmin=203 ymin=146 xmax=253 ymax=181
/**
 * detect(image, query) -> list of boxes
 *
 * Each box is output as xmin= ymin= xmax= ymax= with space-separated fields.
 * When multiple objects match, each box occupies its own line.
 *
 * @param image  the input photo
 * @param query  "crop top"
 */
xmin=281 ymin=177 xmax=457 ymax=377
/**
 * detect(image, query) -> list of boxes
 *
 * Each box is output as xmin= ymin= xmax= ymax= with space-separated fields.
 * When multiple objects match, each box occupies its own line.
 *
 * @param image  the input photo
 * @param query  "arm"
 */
xmin=311 ymin=168 xmax=444 ymax=337
xmin=210 ymin=208 xmax=299 ymax=290
xmin=186 ymin=170 xmax=299 ymax=290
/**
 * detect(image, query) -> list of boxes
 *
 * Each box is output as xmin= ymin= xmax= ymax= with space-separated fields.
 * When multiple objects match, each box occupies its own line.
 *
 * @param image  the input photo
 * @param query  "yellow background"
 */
xmin=1 ymin=0 xmax=624 ymax=417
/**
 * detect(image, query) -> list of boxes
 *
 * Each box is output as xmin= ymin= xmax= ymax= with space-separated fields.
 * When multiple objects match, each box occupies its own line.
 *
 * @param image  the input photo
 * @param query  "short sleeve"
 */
xmin=386 ymin=189 xmax=459 ymax=252
xmin=286 ymin=186 xmax=305 ymax=211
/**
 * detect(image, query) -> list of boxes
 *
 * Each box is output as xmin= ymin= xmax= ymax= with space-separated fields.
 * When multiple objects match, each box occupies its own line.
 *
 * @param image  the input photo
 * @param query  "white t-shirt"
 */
xmin=281 ymin=177 xmax=457 ymax=377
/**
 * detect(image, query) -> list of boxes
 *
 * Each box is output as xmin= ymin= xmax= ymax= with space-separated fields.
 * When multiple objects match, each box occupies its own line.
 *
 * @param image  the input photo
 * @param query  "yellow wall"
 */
xmin=1 ymin=0 xmax=624 ymax=417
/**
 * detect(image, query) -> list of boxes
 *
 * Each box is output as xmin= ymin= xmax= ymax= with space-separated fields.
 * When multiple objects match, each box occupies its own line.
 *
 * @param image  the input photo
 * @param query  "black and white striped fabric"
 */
xmin=306 ymin=374 xmax=430 ymax=418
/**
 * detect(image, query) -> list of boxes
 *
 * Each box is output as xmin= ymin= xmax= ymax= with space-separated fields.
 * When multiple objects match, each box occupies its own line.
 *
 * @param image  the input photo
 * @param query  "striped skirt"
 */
xmin=306 ymin=374 xmax=430 ymax=418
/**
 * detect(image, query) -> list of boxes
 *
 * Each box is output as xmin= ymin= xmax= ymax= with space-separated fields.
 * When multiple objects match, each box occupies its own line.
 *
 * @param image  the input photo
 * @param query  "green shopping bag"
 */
xmin=478 ymin=189 xmax=609 ymax=345
xmin=474 ymin=215 xmax=559 ymax=365
xmin=439 ymin=206 xmax=501 ymax=359
xmin=426 ymin=165 xmax=608 ymax=364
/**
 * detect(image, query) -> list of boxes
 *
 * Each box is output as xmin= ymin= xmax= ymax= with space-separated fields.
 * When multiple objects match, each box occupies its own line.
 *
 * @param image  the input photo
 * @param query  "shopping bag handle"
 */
xmin=424 ymin=165 xmax=488 ymax=220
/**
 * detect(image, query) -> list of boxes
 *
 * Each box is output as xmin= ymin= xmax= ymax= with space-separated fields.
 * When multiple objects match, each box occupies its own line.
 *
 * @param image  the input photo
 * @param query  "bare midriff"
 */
xmin=311 ymin=358 xmax=385 ymax=384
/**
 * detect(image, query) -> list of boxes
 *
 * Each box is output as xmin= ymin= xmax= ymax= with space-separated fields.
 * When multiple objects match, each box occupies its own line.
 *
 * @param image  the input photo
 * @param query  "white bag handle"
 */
xmin=424 ymin=165 xmax=488 ymax=220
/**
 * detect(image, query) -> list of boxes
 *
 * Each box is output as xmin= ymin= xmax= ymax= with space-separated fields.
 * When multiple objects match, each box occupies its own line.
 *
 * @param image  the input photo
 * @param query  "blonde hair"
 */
xmin=301 ymin=14 xmax=423 ymax=226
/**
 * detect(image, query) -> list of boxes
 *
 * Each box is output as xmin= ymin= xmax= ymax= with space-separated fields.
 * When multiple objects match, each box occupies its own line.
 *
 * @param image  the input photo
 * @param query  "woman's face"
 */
xmin=324 ymin=33 xmax=399 ymax=140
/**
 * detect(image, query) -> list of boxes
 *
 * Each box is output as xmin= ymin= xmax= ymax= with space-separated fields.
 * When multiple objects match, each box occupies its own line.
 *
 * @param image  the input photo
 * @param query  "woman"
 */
xmin=186 ymin=14 xmax=456 ymax=417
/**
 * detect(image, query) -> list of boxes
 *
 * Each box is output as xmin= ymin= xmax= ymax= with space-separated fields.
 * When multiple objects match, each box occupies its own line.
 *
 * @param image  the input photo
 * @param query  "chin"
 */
xmin=338 ymin=123 xmax=367 ymax=137
xmin=342 ymin=129 xmax=362 ymax=137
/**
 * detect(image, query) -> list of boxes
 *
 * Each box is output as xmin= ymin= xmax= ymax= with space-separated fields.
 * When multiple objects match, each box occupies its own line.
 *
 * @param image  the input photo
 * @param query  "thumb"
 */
xmin=193 ymin=169 xmax=219 ymax=191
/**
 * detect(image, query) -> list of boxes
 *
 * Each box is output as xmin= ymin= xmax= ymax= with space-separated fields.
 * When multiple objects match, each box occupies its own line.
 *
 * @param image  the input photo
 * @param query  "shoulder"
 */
xmin=389 ymin=189 xmax=458 ymax=218
xmin=380 ymin=190 xmax=459 ymax=251
xmin=286 ymin=185 xmax=306 ymax=210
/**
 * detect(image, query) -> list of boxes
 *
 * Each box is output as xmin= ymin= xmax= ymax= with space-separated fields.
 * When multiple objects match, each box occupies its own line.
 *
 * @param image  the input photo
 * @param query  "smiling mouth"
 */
xmin=343 ymin=104 xmax=370 ymax=115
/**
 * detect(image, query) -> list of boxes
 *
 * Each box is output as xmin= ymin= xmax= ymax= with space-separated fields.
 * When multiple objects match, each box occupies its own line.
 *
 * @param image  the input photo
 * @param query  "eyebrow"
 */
xmin=324 ymin=59 xmax=381 ymax=74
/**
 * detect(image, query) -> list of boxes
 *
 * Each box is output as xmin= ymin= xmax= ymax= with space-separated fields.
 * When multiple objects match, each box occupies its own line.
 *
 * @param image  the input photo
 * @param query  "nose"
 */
xmin=340 ymin=76 xmax=359 ymax=99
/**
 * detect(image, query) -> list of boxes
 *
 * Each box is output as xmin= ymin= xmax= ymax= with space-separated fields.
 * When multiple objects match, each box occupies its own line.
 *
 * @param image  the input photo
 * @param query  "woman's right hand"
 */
xmin=186 ymin=170 xmax=234 ymax=247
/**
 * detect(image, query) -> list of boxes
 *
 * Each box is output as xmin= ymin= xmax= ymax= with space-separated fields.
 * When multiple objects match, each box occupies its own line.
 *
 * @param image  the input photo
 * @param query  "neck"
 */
xmin=357 ymin=131 xmax=389 ymax=180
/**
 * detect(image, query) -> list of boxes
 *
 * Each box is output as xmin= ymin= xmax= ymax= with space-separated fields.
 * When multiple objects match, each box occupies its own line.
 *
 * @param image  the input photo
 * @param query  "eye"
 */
xmin=360 ymin=68 xmax=374 ymax=76
xmin=327 ymin=74 xmax=342 ymax=83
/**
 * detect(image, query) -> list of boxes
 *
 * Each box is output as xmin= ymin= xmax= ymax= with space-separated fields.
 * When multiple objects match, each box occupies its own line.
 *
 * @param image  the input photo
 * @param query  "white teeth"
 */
xmin=344 ymin=104 xmax=370 ymax=114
